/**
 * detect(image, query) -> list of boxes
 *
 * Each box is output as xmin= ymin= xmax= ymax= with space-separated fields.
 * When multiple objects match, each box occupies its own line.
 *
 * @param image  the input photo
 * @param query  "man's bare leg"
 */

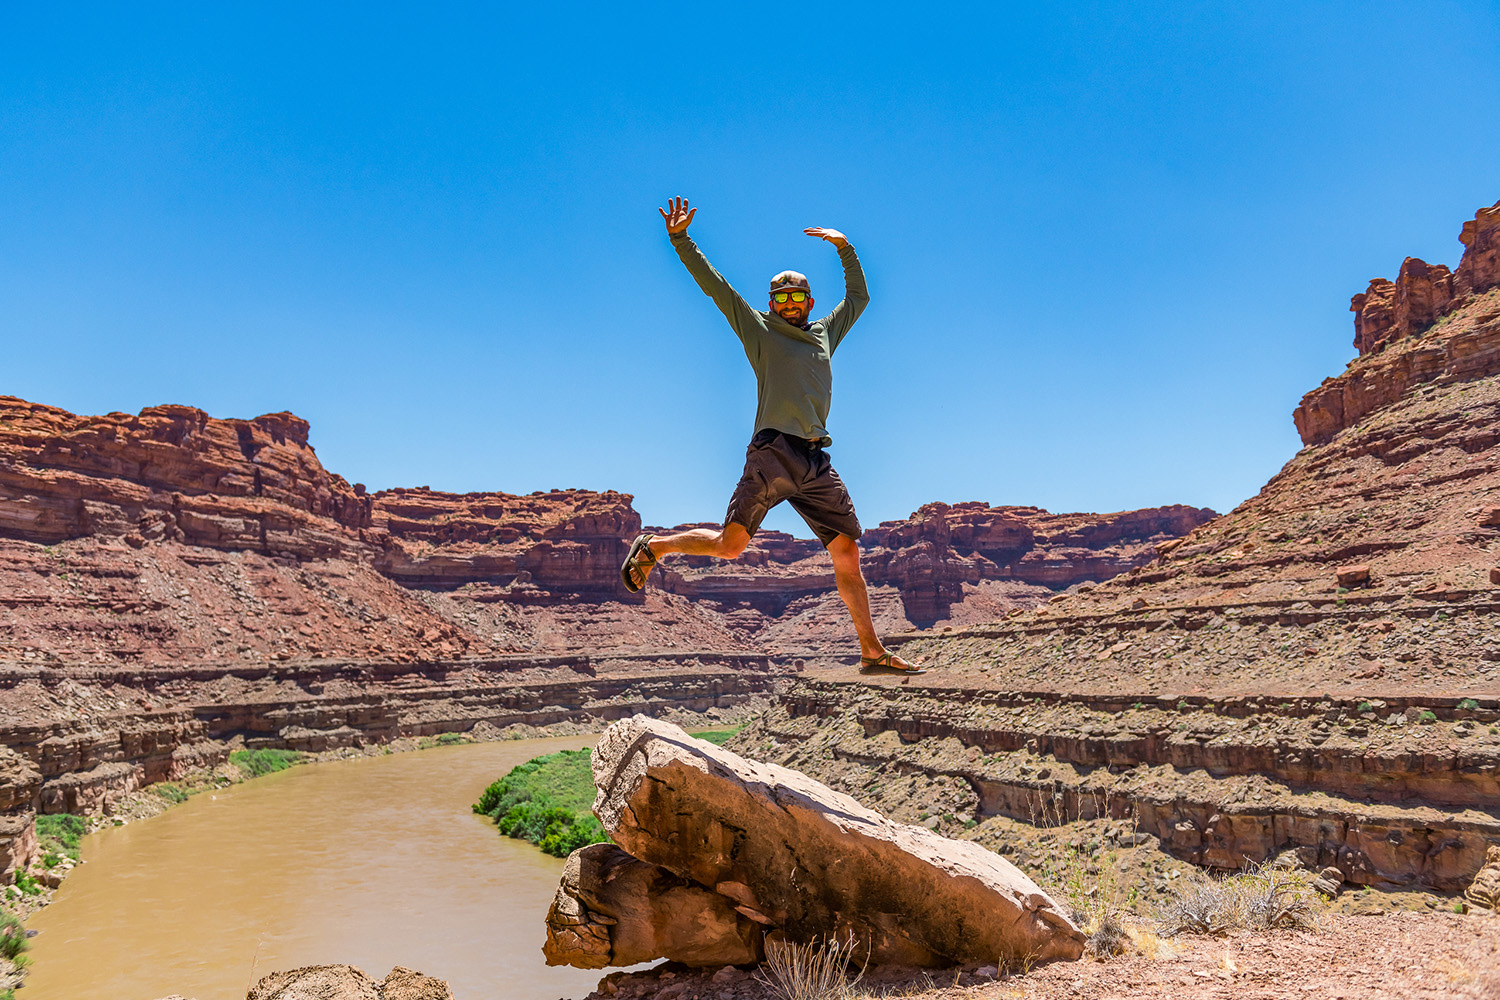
xmin=624 ymin=523 xmax=751 ymax=590
xmin=647 ymin=522 xmax=751 ymax=560
xmin=827 ymin=534 xmax=915 ymax=668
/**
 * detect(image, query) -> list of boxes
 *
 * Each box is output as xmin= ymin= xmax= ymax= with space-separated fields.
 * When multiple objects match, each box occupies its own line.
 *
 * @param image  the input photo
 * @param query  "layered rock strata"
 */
xmin=654 ymin=503 xmax=1215 ymax=628
xmin=0 ymin=653 xmax=771 ymax=822
xmin=549 ymin=716 xmax=1085 ymax=969
xmin=743 ymin=683 xmax=1499 ymax=892
xmin=1299 ymin=198 xmax=1500 ymax=442
xmin=0 ymin=386 xmax=1209 ymax=875
xmin=0 ymin=748 xmax=40 ymax=878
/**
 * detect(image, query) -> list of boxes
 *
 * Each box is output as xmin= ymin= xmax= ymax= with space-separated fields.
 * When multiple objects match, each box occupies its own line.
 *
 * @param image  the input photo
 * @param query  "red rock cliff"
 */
xmin=1297 ymin=199 xmax=1500 ymax=446
xmin=0 ymin=399 xmax=372 ymax=557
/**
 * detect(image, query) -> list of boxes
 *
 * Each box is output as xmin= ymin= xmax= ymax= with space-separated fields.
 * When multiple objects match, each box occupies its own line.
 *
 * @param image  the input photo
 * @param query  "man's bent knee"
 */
xmin=717 ymin=523 xmax=752 ymax=559
xmin=826 ymin=533 xmax=862 ymax=565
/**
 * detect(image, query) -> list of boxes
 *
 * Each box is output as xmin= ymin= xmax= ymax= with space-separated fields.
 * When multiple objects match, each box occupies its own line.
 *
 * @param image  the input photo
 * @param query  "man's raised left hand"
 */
xmin=804 ymin=227 xmax=848 ymax=249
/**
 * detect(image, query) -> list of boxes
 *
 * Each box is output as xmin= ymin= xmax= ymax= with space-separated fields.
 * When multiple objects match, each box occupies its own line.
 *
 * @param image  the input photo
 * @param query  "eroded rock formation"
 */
xmin=552 ymin=716 xmax=1085 ymax=969
xmin=1303 ymin=198 xmax=1500 ymax=441
xmin=1468 ymin=844 xmax=1500 ymax=910
xmin=544 ymin=842 xmax=764 ymax=968
xmin=656 ymin=502 xmax=1215 ymax=628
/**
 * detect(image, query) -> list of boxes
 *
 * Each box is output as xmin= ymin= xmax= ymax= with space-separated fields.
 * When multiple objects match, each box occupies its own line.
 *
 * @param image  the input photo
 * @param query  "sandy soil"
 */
xmin=592 ymin=911 xmax=1500 ymax=1000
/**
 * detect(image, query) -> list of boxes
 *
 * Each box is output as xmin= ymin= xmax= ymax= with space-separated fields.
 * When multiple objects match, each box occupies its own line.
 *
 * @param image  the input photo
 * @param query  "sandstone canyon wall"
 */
xmin=0 ymin=386 xmax=1210 ymax=873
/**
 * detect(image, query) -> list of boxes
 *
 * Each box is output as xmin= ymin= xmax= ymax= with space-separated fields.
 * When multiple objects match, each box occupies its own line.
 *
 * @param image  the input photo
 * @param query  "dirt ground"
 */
xmin=593 ymin=911 xmax=1500 ymax=1000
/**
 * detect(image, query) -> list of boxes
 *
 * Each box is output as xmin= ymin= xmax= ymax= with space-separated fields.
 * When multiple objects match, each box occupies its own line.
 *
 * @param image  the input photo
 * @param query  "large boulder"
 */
xmin=589 ymin=716 xmax=1085 ymax=968
xmin=544 ymin=842 xmax=763 ymax=968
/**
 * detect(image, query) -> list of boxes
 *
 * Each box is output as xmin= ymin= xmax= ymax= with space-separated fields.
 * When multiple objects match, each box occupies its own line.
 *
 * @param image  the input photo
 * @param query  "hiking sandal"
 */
xmin=620 ymin=533 xmax=658 ymax=593
xmin=859 ymin=652 xmax=926 ymax=675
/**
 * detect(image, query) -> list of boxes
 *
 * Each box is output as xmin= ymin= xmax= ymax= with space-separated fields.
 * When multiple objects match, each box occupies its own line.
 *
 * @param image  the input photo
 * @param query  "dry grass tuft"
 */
xmin=1123 ymin=924 xmax=1171 ymax=960
xmin=1432 ymin=956 xmax=1478 ymax=985
xmin=755 ymin=932 xmax=866 ymax=1000
xmin=1158 ymin=860 xmax=1321 ymax=936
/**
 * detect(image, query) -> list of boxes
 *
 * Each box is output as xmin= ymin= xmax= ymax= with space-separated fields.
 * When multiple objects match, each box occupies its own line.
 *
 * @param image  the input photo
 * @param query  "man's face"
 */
xmin=770 ymin=288 xmax=814 ymax=323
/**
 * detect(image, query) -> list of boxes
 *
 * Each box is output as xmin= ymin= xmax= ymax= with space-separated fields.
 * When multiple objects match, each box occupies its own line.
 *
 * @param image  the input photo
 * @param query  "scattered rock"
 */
xmin=1335 ymin=564 xmax=1371 ymax=587
xmin=245 ymin=965 xmax=450 ymax=1000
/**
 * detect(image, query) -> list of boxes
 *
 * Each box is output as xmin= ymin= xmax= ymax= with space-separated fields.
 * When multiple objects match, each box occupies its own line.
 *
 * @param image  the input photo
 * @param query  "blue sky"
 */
xmin=3 ymin=3 xmax=1498 ymax=537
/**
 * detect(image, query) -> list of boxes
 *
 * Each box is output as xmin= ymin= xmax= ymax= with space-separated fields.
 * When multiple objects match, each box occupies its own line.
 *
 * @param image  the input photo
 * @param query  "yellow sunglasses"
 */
xmin=773 ymin=291 xmax=808 ymax=304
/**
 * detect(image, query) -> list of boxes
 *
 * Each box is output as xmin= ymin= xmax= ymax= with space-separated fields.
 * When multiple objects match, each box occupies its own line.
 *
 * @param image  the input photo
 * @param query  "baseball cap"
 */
xmin=769 ymin=270 xmax=811 ymax=294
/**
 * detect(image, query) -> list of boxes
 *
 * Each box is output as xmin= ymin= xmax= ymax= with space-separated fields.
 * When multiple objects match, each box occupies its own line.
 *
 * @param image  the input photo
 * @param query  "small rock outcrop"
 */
xmin=547 ymin=716 xmax=1085 ymax=970
xmin=246 ymin=965 xmax=451 ymax=1000
xmin=1468 ymin=844 xmax=1500 ymax=911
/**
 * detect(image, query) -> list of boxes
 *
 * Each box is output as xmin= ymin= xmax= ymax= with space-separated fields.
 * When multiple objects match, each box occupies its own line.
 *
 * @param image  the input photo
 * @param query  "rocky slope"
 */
xmin=725 ymin=198 xmax=1500 ymax=903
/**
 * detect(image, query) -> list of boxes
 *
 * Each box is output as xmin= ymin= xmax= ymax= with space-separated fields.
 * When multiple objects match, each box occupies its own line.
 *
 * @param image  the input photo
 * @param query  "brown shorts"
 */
xmin=725 ymin=429 xmax=862 ymax=547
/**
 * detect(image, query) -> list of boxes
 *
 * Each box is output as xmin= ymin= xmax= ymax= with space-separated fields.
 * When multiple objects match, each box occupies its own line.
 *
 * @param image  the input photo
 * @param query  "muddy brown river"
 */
xmin=25 ymin=736 xmax=612 ymax=1000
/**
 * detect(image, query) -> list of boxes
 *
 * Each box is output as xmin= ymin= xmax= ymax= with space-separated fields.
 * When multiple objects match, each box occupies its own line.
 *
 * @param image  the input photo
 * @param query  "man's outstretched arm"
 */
xmin=661 ymin=197 xmax=760 ymax=342
xmin=805 ymin=227 xmax=869 ymax=351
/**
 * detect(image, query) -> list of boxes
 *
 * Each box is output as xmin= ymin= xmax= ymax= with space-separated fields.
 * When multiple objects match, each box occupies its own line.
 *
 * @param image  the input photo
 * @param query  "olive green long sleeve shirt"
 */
xmin=670 ymin=231 xmax=869 ymax=445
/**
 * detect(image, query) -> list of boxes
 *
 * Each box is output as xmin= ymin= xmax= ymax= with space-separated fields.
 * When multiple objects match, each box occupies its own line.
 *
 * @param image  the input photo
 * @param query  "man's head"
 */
xmin=769 ymin=270 xmax=814 ymax=324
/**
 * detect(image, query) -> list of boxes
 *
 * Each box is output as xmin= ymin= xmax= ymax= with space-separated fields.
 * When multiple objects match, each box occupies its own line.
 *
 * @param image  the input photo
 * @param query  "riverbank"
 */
xmin=23 ymin=733 xmax=621 ymax=1000
xmin=6 ymin=704 xmax=760 ymax=998
xmin=12 ymin=700 xmax=764 ymax=909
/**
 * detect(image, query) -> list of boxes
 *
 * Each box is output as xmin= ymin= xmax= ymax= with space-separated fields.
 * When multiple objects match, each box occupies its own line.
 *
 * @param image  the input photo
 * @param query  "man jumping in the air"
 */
xmin=620 ymin=196 xmax=923 ymax=675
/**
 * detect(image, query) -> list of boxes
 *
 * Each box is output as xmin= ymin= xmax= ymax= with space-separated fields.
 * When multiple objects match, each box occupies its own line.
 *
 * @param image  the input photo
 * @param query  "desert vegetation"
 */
xmin=475 ymin=729 xmax=741 ymax=858
xmin=473 ymin=749 xmax=610 ymax=858
xmin=34 ymin=814 xmax=86 ymax=865
xmin=228 ymin=748 xmax=306 ymax=778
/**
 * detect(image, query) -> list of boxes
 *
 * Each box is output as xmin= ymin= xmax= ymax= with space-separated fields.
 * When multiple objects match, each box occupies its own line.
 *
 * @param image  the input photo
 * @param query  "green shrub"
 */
xmin=35 ymin=814 xmax=87 ymax=861
xmin=154 ymin=783 xmax=189 ymax=803
xmin=1356 ymin=701 xmax=1374 ymax=714
xmin=474 ymin=749 xmax=609 ymax=857
xmin=1458 ymin=698 xmax=1480 ymax=711
xmin=475 ymin=749 xmax=597 ymax=817
xmin=228 ymin=748 xmax=304 ymax=777
xmin=0 ymin=913 xmax=27 ymax=960
xmin=436 ymin=732 xmax=465 ymax=745
xmin=1418 ymin=710 xmax=1438 ymax=724
xmin=11 ymin=871 xmax=40 ymax=896
xmin=539 ymin=815 xmax=609 ymax=858
xmin=687 ymin=727 xmax=744 ymax=745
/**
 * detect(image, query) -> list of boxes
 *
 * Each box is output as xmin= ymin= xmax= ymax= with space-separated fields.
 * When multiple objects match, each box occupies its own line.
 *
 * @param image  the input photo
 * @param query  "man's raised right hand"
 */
xmin=659 ymin=196 xmax=696 ymax=234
